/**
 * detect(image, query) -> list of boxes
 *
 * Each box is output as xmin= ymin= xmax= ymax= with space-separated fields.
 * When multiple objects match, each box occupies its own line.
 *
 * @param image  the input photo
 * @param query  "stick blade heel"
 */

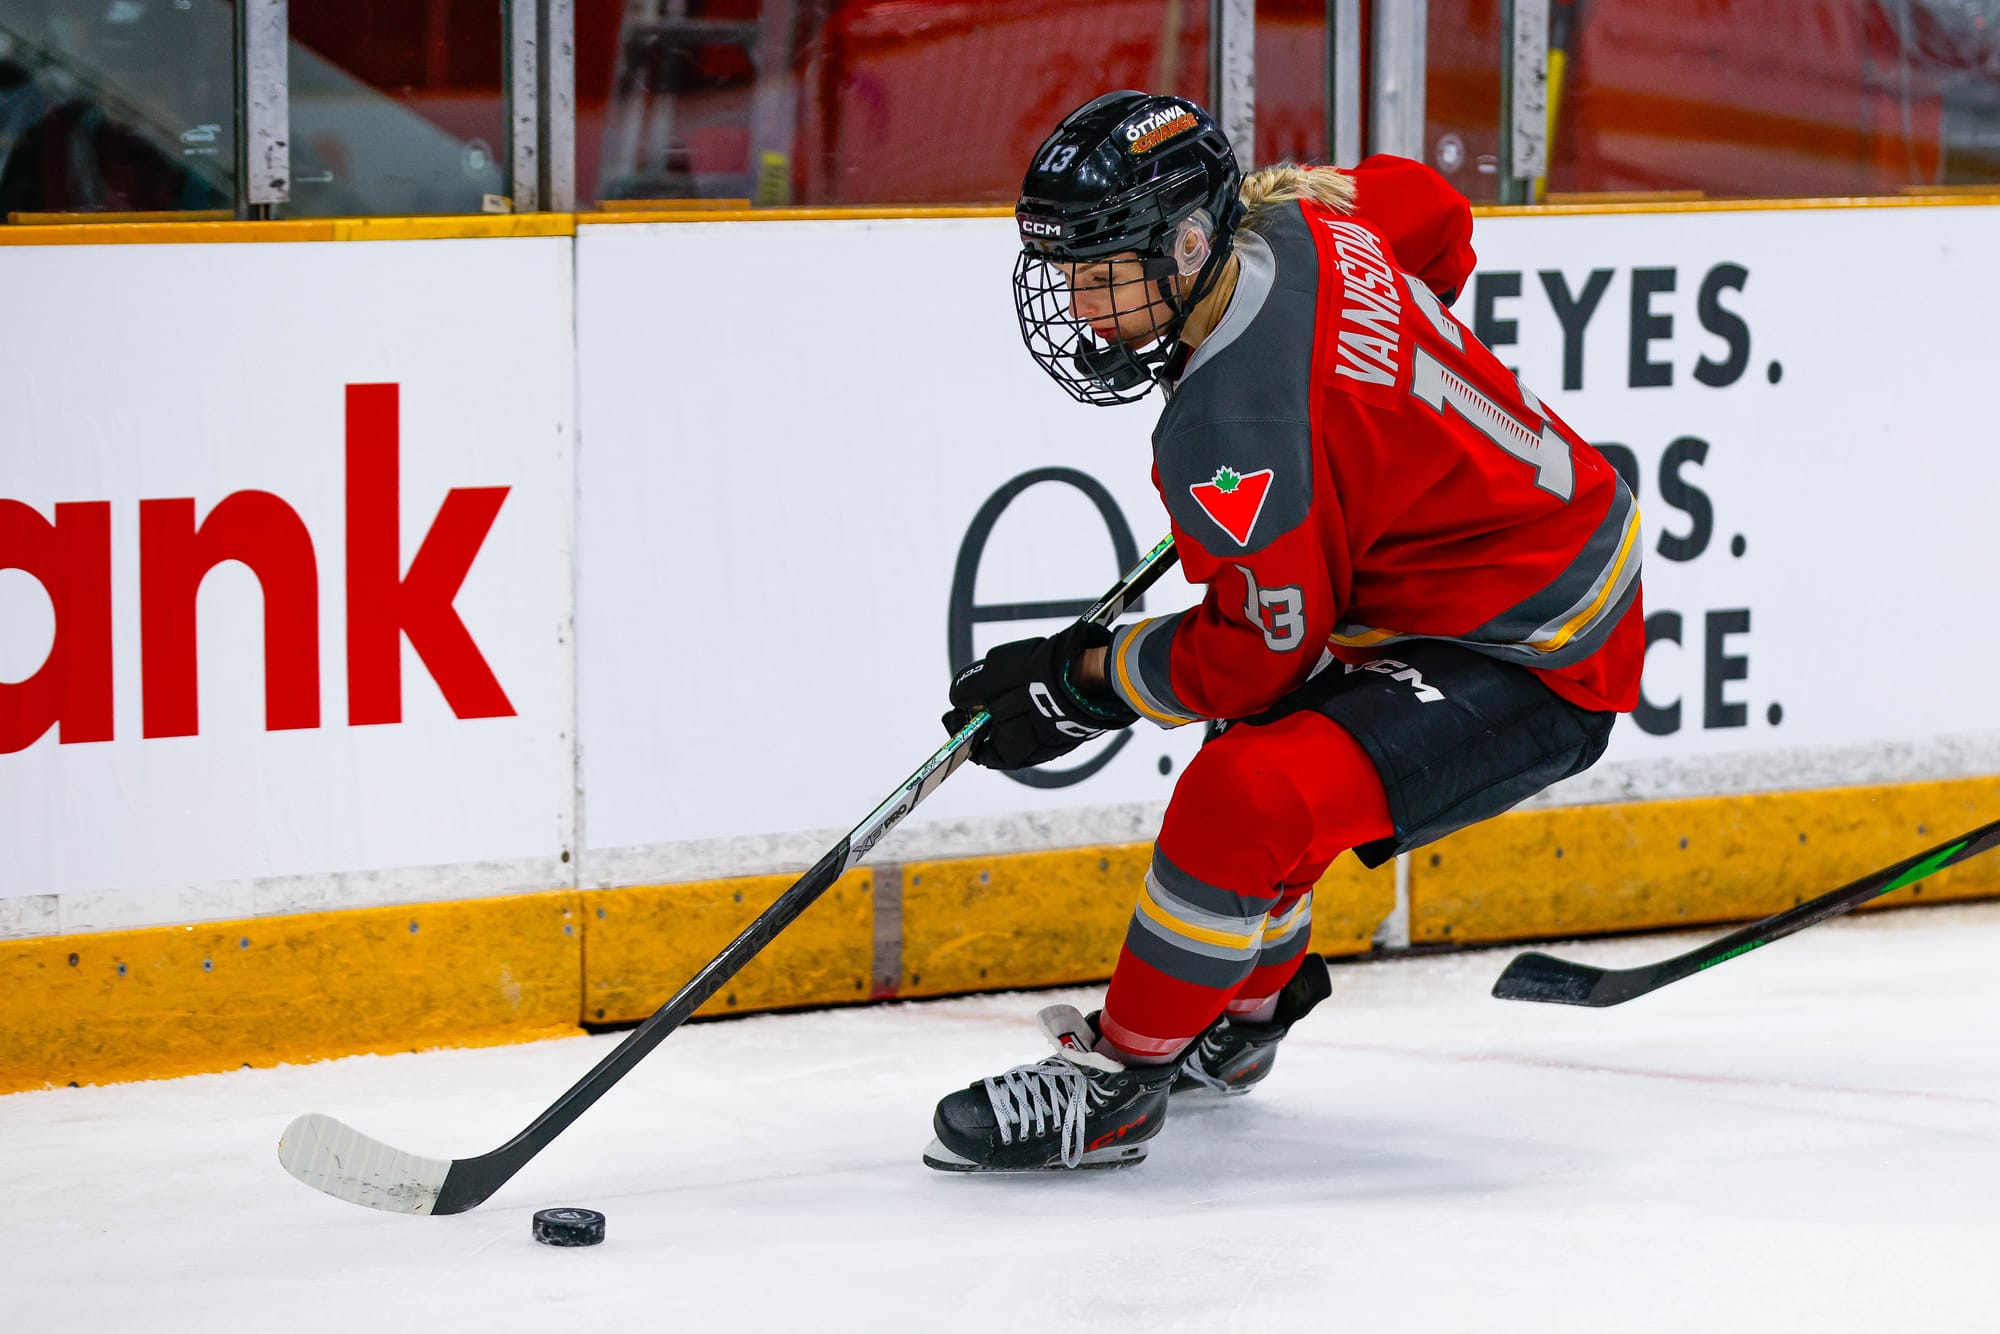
xmin=1491 ymin=951 xmax=1609 ymax=1005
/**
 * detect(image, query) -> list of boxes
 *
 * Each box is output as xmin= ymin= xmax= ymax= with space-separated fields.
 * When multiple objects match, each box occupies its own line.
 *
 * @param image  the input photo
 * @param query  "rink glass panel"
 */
xmin=0 ymin=0 xmax=235 ymax=218
xmin=1428 ymin=0 xmax=2000 ymax=204
xmin=284 ymin=0 xmax=508 ymax=217
xmin=581 ymin=0 xmax=2000 ymax=211
xmin=583 ymin=0 xmax=1213 ymax=207
xmin=8 ymin=1 xmax=2000 ymax=220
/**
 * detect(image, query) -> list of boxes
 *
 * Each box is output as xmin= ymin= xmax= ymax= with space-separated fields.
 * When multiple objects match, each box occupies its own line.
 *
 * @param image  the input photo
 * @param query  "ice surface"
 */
xmin=6 ymin=903 xmax=2000 ymax=1334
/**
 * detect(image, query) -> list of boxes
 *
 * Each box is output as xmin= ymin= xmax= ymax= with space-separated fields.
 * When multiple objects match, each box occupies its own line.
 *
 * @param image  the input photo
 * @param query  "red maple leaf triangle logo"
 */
xmin=1188 ymin=466 xmax=1274 ymax=547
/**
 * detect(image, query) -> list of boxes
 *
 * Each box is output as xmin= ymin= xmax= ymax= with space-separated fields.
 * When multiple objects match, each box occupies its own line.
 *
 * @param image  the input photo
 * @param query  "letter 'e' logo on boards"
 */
xmin=1188 ymin=467 xmax=1274 ymax=547
xmin=949 ymin=467 xmax=1142 ymax=790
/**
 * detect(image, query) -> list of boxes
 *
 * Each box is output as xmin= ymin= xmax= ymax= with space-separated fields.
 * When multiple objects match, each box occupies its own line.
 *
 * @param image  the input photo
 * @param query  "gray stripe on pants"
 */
xmin=1124 ymin=917 xmax=1261 ymax=990
xmin=1152 ymin=848 xmax=1282 ymax=918
xmin=1130 ymin=902 xmax=1263 ymax=965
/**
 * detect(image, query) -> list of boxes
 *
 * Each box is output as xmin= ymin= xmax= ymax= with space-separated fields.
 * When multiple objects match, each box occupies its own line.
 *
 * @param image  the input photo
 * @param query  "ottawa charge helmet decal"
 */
xmin=1012 ymin=91 xmax=1244 ymax=406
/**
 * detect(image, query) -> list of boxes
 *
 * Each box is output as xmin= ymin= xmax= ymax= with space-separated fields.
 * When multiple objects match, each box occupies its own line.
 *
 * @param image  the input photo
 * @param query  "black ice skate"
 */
xmin=1174 ymin=953 xmax=1333 ymax=1099
xmin=923 ymin=1005 xmax=1177 ymax=1172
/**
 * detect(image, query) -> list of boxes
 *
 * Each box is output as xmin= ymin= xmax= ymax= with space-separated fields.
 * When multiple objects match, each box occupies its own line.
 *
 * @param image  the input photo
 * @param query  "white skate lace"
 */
xmin=982 ymin=1057 xmax=1111 ymax=1169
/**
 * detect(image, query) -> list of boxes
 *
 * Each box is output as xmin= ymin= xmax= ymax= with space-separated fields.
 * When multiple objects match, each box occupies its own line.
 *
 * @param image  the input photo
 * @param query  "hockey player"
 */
xmin=924 ymin=92 xmax=1643 ymax=1174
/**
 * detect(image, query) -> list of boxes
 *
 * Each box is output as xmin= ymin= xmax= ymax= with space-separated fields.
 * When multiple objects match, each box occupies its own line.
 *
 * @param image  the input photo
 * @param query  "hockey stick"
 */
xmin=277 ymin=535 xmax=1180 ymax=1215
xmin=1491 ymin=816 xmax=2000 ymax=1007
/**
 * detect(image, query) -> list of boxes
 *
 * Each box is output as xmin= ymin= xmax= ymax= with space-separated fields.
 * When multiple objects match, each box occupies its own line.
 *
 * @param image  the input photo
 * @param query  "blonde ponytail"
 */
xmin=1238 ymin=164 xmax=1356 ymax=232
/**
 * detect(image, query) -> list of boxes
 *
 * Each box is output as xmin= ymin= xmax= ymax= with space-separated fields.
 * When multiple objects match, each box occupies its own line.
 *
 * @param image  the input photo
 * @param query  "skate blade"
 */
xmin=1171 ymin=1070 xmax=1264 ymax=1101
xmin=1168 ymin=1082 xmax=1253 ymax=1104
xmin=921 ymin=1137 xmax=1148 ymax=1173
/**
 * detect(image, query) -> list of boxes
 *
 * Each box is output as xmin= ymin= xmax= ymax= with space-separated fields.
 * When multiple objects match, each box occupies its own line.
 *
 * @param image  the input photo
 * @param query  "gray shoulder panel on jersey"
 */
xmin=1153 ymin=207 xmax=1320 ymax=558
xmin=1179 ymin=230 xmax=1276 ymax=379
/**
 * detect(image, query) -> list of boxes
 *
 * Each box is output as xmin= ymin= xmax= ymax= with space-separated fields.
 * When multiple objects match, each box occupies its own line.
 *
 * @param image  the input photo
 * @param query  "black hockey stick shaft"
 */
xmin=1491 ymin=815 xmax=2000 ymax=1007
xmin=426 ymin=535 xmax=1180 ymax=1213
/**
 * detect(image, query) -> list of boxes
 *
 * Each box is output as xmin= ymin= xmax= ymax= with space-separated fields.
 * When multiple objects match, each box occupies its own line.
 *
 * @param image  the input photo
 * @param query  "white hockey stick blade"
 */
xmin=278 ymin=1112 xmax=451 ymax=1215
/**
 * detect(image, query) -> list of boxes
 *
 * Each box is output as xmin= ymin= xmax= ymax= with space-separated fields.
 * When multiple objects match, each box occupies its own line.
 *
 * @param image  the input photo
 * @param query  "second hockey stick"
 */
xmin=1491 ymin=816 xmax=2000 ymax=1007
xmin=276 ymin=534 xmax=1180 ymax=1216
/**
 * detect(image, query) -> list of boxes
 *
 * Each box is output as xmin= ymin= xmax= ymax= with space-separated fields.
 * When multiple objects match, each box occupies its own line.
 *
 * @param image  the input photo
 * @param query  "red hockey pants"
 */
xmin=1096 ymin=709 xmax=1392 ymax=1063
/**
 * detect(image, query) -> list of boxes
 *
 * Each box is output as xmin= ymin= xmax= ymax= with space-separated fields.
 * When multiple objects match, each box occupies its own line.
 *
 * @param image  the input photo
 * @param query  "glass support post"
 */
xmin=1498 ymin=0 xmax=1548 ymax=205
xmin=1212 ymin=0 xmax=1256 ymax=171
xmin=236 ymin=0 xmax=291 ymax=216
xmin=1367 ymin=0 xmax=1425 ymax=160
xmin=506 ymin=0 xmax=541 ymax=211
xmin=1328 ymin=0 xmax=1362 ymax=166
xmin=541 ymin=0 xmax=576 ymax=211
xmin=748 ymin=0 xmax=800 ymax=206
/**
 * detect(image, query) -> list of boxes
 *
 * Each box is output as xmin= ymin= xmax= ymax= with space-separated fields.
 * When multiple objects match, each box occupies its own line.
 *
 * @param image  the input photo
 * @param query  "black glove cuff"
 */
xmin=1059 ymin=655 xmax=1139 ymax=727
xmin=1049 ymin=622 xmax=1139 ymax=728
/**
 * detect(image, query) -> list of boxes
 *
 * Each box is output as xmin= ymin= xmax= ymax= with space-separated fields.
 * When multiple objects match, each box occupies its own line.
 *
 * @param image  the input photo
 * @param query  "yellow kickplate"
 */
xmin=1410 ymin=776 xmax=2000 ymax=946
xmin=16 ymin=776 xmax=1994 ymax=1095
xmin=897 ymin=843 xmax=1392 ymax=999
xmin=582 ymin=870 xmax=874 ymax=1025
xmin=0 ymin=892 xmax=583 ymax=1094
xmin=1312 ymin=853 xmax=1399 ymax=955
xmin=898 ymin=845 xmax=1145 ymax=998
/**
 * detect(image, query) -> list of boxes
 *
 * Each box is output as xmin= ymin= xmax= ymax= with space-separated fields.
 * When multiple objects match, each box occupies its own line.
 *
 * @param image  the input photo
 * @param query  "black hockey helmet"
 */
xmin=1012 ymin=91 xmax=1245 ymax=405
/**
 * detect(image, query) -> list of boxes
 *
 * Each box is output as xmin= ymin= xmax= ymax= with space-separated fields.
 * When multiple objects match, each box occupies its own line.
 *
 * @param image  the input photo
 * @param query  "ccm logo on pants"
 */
xmin=1345 ymin=658 xmax=1447 ymax=704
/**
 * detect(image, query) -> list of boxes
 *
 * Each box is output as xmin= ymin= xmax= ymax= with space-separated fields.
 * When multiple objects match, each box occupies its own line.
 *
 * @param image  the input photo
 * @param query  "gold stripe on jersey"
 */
xmin=1327 ymin=480 xmax=1642 ymax=671
xmin=1329 ymin=625 xmax=1403 ymax=649
xmin=1534 ymin=501 xmax=1642 ymax=655
xmin=1110 ymin=617 xmax=1203 ymax=727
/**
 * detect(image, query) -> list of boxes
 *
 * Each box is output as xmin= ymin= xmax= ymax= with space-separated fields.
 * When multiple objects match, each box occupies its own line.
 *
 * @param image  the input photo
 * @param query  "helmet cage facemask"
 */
xmin=1012 ymin=207 xmax=1232 ymax=407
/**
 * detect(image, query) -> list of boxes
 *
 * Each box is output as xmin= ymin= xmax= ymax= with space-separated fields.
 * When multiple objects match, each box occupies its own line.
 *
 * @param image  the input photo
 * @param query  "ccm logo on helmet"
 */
xmin=1125 ymin=108 xmax=1197 ymax=153
xmin=1019 ymin=216 xmax=1064 ymax=239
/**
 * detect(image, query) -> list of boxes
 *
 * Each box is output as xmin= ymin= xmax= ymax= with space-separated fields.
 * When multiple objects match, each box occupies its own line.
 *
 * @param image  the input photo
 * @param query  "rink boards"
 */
xmin=5 ymin=199 xmax=2000 ymax=1090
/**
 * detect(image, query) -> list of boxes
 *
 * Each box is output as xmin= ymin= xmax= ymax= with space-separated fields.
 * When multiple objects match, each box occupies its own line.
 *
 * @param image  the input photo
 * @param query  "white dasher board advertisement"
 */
xmin=574 ymin=204 xmax=2000 ymax=877
xmin=0 ymin=237 xmax=576 ymax=932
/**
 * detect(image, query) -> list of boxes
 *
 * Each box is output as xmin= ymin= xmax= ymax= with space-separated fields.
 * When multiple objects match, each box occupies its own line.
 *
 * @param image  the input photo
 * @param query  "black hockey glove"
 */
xmin=942 ymin=622 xmax=1139 ymax=771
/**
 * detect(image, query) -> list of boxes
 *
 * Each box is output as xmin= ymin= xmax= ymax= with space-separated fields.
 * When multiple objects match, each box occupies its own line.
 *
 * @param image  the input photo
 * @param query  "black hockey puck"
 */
xmin=532 ymin=1207 xmax=606 ymax=1247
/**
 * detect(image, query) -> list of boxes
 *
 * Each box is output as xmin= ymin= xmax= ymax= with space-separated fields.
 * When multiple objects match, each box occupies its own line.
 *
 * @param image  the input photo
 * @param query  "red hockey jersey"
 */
xmin=1105 ymin=156 xmax=1644 ymax=725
